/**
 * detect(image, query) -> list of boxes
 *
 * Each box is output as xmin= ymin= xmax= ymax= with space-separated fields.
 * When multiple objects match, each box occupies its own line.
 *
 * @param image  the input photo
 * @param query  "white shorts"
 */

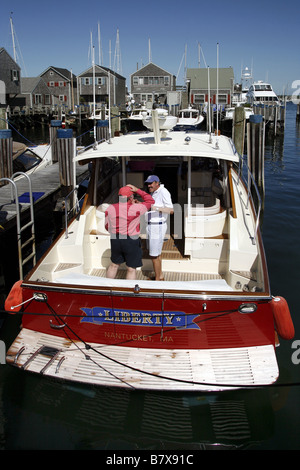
xmin=146 ymin=222 xmax=167 ymax=257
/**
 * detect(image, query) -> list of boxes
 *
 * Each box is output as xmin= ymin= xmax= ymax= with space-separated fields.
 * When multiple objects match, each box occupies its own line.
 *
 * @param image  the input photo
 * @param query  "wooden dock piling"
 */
xmin=247 ymin=114 xmax=265 ymax=192
xmin=56 ymin=128 xmax=76 ymax=188
xmin=232 ymin=106 xmax=246 ymax=156
xmin=50 ymin=120 xmax=62 ymax=163
xmin=96 ymin=120 xmax=109 ymax=141
xmin=0 ymin=129 xmax=13 ymax=184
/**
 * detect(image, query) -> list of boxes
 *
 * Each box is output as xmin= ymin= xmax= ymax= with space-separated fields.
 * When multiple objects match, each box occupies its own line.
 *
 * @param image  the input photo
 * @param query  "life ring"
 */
xmin=4 ymin=280 xmax=23 ymax=313
xmin=271 ymin=296 xmax=295 ymax=340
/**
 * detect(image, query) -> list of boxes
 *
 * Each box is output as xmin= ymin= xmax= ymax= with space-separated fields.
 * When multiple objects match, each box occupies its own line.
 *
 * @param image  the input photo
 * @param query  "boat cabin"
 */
xmin=28 ymin=127 xmax=265 ymax=296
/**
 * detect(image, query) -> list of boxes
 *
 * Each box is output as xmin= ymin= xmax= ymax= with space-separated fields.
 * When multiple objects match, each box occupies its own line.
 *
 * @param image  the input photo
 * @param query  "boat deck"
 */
xmin=54 ymin=235 xmax=223 ymax=283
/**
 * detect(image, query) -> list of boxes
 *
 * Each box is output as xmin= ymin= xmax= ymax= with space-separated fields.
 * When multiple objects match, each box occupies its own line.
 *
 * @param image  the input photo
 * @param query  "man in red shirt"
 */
xmin=105 ymin=184 xmax=154 ymax=279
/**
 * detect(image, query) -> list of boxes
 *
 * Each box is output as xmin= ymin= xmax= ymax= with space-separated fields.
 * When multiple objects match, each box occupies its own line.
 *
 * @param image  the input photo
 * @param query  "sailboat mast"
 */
xmin=216 ymin=42 xmax=219 ymax=147
xmin=10 ymin=13 xmax=17 ymax=63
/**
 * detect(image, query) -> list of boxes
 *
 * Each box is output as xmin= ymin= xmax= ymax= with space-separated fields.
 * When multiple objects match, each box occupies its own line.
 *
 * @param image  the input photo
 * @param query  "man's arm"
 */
xmin=126 ymin=184 xmax=154 ymax=210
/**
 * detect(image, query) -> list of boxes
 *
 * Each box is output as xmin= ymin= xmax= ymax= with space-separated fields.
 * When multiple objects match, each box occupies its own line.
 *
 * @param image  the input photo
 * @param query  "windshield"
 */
xmin=13 ymin=150 xmax=41 ymax=172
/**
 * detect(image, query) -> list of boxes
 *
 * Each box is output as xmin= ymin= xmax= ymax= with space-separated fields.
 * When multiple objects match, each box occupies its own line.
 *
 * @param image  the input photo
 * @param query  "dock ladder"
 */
xmin=0 ymin=172 xmax=36 ymax=279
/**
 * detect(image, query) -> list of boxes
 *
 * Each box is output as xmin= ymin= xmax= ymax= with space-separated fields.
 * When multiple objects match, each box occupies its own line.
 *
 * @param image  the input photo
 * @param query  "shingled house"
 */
xmin=39 ymin=66 xmax=76 ymax=109
xmin=78 ymin=65 xmax=126 ymax=108
xmin=186 ymin=67 xmax=234 ymax=106
xmin=0 ymin=47 xmax=21 ymax=106
xmin=20 ymin=77 xmax=51 ymax=107
xmin=130 ymin=62 xmax=176 ymax=106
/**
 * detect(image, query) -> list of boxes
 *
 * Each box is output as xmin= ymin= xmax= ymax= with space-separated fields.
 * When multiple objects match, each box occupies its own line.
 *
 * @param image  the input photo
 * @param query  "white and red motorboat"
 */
xmin=5 ymin=110 xmax=294 ymax=391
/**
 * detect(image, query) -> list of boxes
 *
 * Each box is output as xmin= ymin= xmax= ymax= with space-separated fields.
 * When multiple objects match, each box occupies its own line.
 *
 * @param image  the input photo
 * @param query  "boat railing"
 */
xmin=237 ymin=156 xmax=261 ymax=245
xmin=77 ymin=138 xmax=106 ymax=155
xmin=64 ymin=185 xmax=80 ymax=238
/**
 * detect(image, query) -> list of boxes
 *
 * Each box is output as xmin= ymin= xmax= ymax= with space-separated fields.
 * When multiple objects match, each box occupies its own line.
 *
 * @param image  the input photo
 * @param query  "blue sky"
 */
xmin=1 ymin=0 xmax=299 ymax=94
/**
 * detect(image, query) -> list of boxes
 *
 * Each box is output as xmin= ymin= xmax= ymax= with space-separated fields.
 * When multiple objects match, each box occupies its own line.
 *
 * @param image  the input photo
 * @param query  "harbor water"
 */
xmin=0 ymin=105 xmax=299 ymax=450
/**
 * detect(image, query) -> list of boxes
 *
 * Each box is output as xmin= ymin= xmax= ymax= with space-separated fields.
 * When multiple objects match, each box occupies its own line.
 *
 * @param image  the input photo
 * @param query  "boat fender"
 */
xmin=271 ymin=296 xmax=295 ymax=340
xmin=4 ymin=280 xmax=23 ymax=313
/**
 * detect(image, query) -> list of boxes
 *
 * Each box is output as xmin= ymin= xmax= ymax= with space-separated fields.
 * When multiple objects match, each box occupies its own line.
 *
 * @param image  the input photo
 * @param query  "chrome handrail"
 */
xmin=237 ymin=154 xmax=262 ymax=244
xmin=64 ymin=185 xmax=79 ymax=238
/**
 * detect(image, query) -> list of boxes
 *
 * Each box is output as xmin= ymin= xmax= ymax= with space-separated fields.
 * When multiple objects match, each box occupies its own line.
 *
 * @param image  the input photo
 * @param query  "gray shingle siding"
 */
xmin=78 ymin=65 xmax=126 ymax=106
xmin=0 ymin=48 xmax=21 ymax=97
xmin=39 ymin=66 xmax=76 ymax=107
xmin=130 ymin=62 xmax=176 ymax=105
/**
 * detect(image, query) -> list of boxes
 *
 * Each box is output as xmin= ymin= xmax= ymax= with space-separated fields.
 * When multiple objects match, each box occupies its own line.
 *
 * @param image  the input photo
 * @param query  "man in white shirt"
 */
xmin=145 ymin=175 xmax=174 ymax=281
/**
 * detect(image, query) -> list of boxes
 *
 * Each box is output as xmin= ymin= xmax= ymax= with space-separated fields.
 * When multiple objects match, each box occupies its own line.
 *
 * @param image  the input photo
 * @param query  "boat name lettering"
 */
xmin=80 ymin=307 xmax=200 ymax=329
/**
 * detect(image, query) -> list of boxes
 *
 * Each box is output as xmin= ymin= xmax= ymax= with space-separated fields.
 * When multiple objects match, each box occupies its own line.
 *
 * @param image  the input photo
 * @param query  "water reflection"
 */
xmin=1 ymin=364 xmax=291 ymax=450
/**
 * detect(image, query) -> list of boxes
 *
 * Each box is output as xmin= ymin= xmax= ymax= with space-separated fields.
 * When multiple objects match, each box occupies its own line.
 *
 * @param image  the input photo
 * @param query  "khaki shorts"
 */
xmin=146 ymin=222 xmax=167 ymax=257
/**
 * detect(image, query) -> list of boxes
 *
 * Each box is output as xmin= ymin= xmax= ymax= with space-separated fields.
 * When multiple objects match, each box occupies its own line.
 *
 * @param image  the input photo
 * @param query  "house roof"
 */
xmin=40 ymin=66 xmax=75 ymax=81
xmin=0 ymin=47 xmax=20 ymax=69
xmin=187 ymin=67 xmax=234 ymax=89
xmin=78 ymin=64 xmax=125 ymax=80
xmin=20 ymin=77 xmax=49 ymax=93
xmin=131 ymin=62 xmax=175 ymax=78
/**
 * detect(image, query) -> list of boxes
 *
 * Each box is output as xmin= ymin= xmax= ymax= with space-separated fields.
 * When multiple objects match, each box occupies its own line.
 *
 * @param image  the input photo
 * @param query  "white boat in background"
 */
xmin=12 ymin=142 xmax=52 ymax=177
xmin=89 ymin=108 xmax=109 ymax=121
xmin=128 ymin=106 xmax=151 ymax=121
xmin=224 ymin=106 xmax=254 ymax=121
xmin=175 ymin=106 xmax=204 ymax=130
xmin=142 ymin=108 xmax=177 ymax=131
xmin=5 ymin=110 xmax=294 ymax=392
xmin=246 ymin=81 xmax=280 ymax=105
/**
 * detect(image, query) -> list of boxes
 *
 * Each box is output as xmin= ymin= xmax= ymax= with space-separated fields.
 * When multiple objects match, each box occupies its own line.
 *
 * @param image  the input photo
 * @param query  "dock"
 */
xmin=0 ymin=160 xmax=90 ymax=231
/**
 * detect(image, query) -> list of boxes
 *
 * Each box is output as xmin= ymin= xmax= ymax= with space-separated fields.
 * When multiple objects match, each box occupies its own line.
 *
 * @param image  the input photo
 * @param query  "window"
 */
xmin=133 ymin=75 xmax=170 ymax=87
xmin=217 ymin=94 xmax=227 ymax=104
xmin=194 ymin=94 xmax=205 ymax=104
xmin=45 ymin=94 xmax=51 ymax=105
xmin=59 ymin=81 xmax=65 ymax=87
xmin=82 ymin=77 xmax=92 ymax=85
xmin=49 ymin=81 xmax=54 ymax=87
xmin=59 ymin=95 xmax=66 ymax=102
xmin=34 ymin=94 xmax=42 ymax=104
xmin=96 ymin=77 xmax=106 ymax=85
xmin=11 ymin=69 xmax=19 ymax=81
